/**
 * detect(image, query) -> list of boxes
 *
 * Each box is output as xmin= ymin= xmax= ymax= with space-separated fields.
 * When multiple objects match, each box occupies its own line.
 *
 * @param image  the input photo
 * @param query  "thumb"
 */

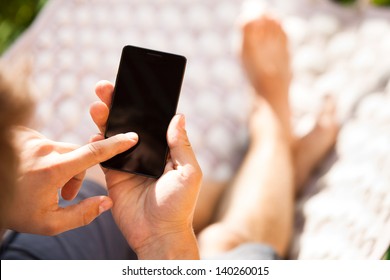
xmin=167 ymin=114 xmax=202 ymax=176
xmin=50 ymin=196 xmax=113 ymax=235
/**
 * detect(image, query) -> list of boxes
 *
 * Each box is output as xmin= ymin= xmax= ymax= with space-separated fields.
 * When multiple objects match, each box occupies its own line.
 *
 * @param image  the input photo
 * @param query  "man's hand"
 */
xmin=4 ymin=127 xmax=138 ymax=235
xmin=90 ymin=80 xmax=203 ymax=259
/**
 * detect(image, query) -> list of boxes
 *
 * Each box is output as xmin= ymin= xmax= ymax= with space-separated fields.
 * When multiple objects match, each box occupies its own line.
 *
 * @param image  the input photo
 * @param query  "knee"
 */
xmin=197 ymin=222 xmax=248 ymax=258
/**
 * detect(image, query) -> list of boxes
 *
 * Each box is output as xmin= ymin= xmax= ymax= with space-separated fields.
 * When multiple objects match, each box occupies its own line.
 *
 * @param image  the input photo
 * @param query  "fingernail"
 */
xmin=125 ymin=132 xmax=138 ymax=141
xmin=99 ymin=197 xmax=112 ymax=214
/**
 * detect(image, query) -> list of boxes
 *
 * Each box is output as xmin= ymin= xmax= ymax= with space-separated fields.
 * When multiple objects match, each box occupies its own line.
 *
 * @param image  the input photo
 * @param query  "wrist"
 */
xmin=135 ymin=228 xmax=200 ymax=260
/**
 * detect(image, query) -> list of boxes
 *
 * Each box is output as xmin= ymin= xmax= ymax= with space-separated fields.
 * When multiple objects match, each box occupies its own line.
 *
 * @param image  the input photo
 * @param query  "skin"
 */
xmin=241 ymin=15 xmax=339 ymax=192
xmin=89 ymin=80 xmax=203 ymax=259
xmin=1 ymin=77 xmax=202 ymax=260
xmin=197 ymin=15 xmax=339 ymax=258
xmin=241 ymin=15 xmax=292 ymax=142
xmin=3 ymin=127 xmax=138 ymax=235
xmin=1 ymin=15 xmax=337 ymax=260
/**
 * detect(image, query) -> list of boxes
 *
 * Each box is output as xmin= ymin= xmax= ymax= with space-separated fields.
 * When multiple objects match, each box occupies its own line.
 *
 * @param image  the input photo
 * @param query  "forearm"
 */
xmin=135 ymin=229 xmax=200 ymax=260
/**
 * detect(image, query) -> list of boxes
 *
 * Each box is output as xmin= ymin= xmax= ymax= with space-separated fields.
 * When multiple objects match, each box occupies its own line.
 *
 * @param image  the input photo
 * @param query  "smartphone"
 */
xmin=101 ymin=45 xmax=187 ymax=178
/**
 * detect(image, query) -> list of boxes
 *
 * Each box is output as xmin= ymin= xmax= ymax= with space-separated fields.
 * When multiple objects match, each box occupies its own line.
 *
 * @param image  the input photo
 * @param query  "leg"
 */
xmin=193 ymin=180 xmax=228 ymax=233
xmin=198 ymin=16 xmax=339 ymax=259
xmin=241 ymin=15 xmax=339 ymax=193
xmin=294 ymin=96 xmax=339 ymax=192
xmin=241 ymin=15 xmax=292 ymax=141
xmin=197 ymin=97 xmax=294 ymax=258
xmin=198 ymin=17 xmax=295 ymax=258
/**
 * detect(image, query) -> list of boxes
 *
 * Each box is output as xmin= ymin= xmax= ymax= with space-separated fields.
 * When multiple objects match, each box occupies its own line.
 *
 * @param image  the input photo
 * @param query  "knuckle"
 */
xmin=87 ymin=142 xmax=104 ymax=160
xmin=183 ymin=164 xmax=203 ymax=187
xmin=33 ymin=140 xmax=54 ymax=156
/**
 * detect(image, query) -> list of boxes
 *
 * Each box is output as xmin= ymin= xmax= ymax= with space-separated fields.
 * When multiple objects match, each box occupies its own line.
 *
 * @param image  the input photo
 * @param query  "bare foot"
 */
xmin=241 ymin=15 xmax=292 ymax=141
xmin=294 ymin=96 xmax=339 ymax=194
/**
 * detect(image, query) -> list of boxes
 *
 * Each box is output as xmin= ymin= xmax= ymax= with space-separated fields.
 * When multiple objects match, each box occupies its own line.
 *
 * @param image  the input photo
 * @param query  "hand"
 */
xmin=4 ymin=127 xmax=138 ymax=235
xmin=90 ymin=81 xmax=203 ymax=259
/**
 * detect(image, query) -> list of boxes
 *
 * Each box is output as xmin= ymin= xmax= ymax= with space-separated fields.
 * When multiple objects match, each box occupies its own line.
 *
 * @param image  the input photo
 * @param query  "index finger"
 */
xmin=58 ymin=132 xmax=138 ymax=178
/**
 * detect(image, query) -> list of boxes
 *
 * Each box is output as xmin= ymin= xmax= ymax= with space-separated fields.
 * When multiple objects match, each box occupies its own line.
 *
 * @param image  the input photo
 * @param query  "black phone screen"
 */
xmin=101 ymin=45 xmax=187 ymax=178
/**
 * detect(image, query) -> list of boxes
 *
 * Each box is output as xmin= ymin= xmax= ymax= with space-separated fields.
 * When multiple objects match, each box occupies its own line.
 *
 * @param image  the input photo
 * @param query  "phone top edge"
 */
xmin=123 ymin=45 xmax=187 ymax=62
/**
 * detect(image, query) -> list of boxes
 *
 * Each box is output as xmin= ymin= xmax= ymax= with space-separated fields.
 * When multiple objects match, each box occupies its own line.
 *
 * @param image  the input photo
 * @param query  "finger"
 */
xmin=95 ymin=80 xmax=114 ymax=107
xmin=167 ymin=114 xmax=202 ymax=180
xmin=53 ymin=141 xmax=81 ymax=154
xmin=89 ymin=134 xmax=109 ymax=173
xmin=59 ymin=132 xmax=138 ymax=177
xmin=48 ymin=196 xmax=113 ymax=235
xmin=61 ymin=171 xmax=86 ymax=200
xmin=89 ymin=133 xmax=104 ymax=143
xmin=90 ymin=101 xmax=109 ymax=134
